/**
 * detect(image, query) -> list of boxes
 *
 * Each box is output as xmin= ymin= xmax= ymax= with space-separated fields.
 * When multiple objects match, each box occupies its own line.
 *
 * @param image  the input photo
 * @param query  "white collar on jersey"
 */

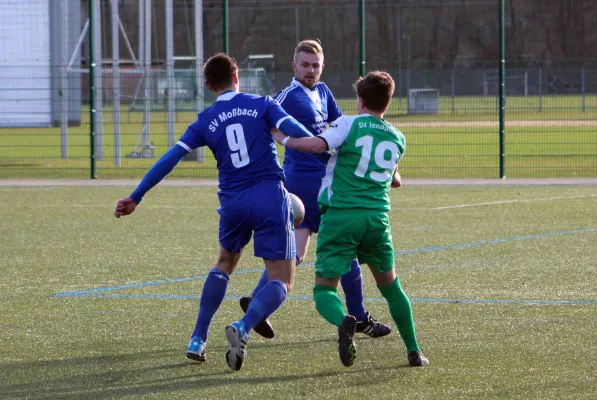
xmin=217 ymin=90 xmax=239 ymax=101
xmin=292 ymin=78 xmax=322 ymax=110
xmin=292 ymin=77 xmax=319 ymax=92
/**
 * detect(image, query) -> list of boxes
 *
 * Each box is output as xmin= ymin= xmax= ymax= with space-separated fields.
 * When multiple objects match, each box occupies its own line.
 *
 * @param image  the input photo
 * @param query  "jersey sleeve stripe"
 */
xmin=274 ymin=83 xmax=298 ymax=105
xmin=273 ymin=86 xmax=291 ymax=102
xmin=176 ymin=141 xmax=192 ymax=152
xmin=275 ymin=115 xmax=292 ymax=129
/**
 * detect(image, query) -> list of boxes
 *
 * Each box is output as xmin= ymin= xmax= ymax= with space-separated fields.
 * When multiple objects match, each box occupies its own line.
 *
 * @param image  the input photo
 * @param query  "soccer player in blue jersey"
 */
xmin=114 ymin=53 xmax=315 ymax=371
xmin=240 ymin=40 xmax=392 ymax=339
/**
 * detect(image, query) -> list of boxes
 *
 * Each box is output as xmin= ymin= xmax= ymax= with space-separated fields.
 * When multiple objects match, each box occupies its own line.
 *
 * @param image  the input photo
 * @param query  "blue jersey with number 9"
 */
xmin=179 ymin=90 xmax=290 ymax=193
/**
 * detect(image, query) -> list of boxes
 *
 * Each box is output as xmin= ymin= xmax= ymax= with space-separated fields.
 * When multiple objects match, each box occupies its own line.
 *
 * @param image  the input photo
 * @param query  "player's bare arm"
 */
xmin=391 ymin=167 xmax=402 ymax=188
xmin=272 ymin=129 xmax=328 ymax=154
xmin=113 ymin=141 xmax=190 ymax=219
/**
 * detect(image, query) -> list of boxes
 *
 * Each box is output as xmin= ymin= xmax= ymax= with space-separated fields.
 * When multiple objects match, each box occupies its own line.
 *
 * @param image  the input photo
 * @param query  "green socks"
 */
xmin=313 ymin=284 xmax=346 ymax=327
xmin=378 ymin=278 xmax=421 ymax=352
xmin=313 ymin=280 xmax=422 ymax=353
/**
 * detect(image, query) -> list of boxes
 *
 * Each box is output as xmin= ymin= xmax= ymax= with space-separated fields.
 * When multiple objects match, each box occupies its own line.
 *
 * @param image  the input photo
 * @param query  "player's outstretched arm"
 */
xmin=114 ymin=144 xmax=189 ymax=218
xmin=272 ymin=115 xmax=350 ymax=154
xmin=265 ymin=99 xmax=313 ymax=139
xmin=276 ymin=116 xmax=314 ymax=139
xmin=391 ymin=167 xmax=402 ymax=188
xmin=271 ymin=129 xmax=328 ymax=154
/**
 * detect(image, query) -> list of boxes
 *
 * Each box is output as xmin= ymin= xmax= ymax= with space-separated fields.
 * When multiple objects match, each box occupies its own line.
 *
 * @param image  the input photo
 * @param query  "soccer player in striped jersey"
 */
xmin=240 ymin=40 xmax=392 ymax=339
xmin=272 ymin=71 xmax=429 ymax=368
xmin=114 ymin=53 xmax=315 ymax=371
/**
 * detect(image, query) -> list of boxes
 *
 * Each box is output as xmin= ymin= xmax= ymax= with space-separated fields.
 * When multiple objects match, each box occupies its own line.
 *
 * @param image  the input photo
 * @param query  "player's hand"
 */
xmin=114 ymin=197 xmax=138 ymax=218
xmin=271 ymin=129 xmax=287 ymax=145
xmin=391 ymin=172 xmax=402 ymax=188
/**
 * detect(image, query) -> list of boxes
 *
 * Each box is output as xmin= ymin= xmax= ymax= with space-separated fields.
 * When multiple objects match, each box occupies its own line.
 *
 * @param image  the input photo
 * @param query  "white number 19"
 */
xmin=354 ymin=135 xmax=398 ymax=182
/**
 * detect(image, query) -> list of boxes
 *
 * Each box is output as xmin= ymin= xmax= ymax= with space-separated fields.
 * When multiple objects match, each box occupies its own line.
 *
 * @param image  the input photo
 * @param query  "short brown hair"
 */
xmin=203 ymin=53 xmax=238 ymax=91
xmin=353 ymin=71 xmax=395 ymax=113
xmin=294 ymin=39 xmax=323 ymax=61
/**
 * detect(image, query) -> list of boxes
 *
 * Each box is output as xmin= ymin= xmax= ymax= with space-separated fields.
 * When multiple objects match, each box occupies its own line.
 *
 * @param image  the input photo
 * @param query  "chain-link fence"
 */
xmin=1 ymin=0 xmax=595 ymax=179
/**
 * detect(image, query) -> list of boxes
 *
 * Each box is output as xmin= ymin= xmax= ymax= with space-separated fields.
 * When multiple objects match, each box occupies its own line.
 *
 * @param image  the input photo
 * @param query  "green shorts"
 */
xmin=315 ymin=207 xmax=395 ymax=278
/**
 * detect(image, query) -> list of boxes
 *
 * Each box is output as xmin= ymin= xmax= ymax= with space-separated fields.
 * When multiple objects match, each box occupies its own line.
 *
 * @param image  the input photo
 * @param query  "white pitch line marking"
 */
xmin=433 ymin=194 xmax=597 ymax=210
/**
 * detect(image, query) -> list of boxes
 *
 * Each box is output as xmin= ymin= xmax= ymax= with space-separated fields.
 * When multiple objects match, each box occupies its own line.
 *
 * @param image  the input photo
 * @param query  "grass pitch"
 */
xmin=1 ymin=183 xmax=596 ymax=399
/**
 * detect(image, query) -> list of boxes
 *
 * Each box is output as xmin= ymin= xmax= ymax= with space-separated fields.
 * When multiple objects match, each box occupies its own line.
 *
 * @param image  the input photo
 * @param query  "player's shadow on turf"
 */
xmin=246 ymin=334 xmax=383 ymax=350
xmin=243 ymin=336 xmax=337 ymax=349
xmin=0 ymin=346 xmax=405 ymax=399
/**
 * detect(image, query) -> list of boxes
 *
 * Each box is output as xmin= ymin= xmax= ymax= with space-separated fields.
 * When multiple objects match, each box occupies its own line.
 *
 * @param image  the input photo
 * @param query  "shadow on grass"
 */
xmin=0 ymin=339 xmax=404 ymax=399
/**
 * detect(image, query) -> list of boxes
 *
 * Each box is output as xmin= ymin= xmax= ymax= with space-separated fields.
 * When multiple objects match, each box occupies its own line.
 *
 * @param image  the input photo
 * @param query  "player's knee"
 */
xmin=215 ymin=254 xmax=237 ymax=275
xmin=285 ymin=280 xmax=294 ymax=294
xmin=215 ymin=262 xmax=234 ymax=275
xmin=273 ymin=274 xmax=293 ymax=293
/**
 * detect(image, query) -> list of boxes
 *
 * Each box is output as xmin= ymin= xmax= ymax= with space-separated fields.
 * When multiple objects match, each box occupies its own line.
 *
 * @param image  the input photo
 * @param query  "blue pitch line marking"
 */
xmin=55 ymin=268 xmax=266 ymax=296
xmin=53 ymin=227 xmax=596 ymax=297
xmin=53 ymin=292 xmax=597 ymax=306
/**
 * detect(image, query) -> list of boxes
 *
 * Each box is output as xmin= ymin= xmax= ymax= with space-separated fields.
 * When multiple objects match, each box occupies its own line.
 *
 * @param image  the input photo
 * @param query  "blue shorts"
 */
xmin=284 ymin=171 xmax=323 ymax=234
xmin=217 ymin=180 xmax=296 ymax=260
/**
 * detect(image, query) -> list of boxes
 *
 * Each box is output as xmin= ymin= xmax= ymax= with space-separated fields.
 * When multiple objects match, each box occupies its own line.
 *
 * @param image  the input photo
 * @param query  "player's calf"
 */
xmin=239 ymin=296 xmax=275 ymax=339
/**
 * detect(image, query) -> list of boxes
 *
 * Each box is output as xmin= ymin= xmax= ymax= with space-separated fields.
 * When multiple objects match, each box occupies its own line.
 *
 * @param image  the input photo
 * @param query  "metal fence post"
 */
xmin=581 ymin=64 xmax=586 ymax=113
xmin=111 ymin=0 xmax=121 ymax=166
xmin=498 ymin=0 xmax=506 ymax=179
xmin=359 ymin=0 xmax=365 ymax=77
xmin=61 ymin=0 xmax=69 ymax=159
xmin=166 ymin=0 xmax=175 ymax=148
xmin=88 ymin=0 xmax=96 ymax=178
xmin=223 ymin=0 xmax=229 ymax=54
xmin=451 ymin=68 xmax=455 ymax=113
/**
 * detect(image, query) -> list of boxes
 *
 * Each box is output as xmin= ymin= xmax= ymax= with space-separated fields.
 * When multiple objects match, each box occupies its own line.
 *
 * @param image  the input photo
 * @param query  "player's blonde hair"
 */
xmin=294 ymin=39 xmax=323 ymax=61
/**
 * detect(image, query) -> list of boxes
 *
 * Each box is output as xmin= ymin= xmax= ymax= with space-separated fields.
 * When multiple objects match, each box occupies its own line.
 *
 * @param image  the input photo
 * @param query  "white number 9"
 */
xmin=225 ymin=123 xmax=250 ymax=168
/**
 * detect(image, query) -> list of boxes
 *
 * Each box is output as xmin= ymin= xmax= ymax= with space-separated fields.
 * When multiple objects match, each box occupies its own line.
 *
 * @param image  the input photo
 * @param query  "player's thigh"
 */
xmin=285 ymin=177 xmax=322 ymax=233
xmin=357 ymin=211 xmax=395 ymax=274
xmin=251 ymin=182 xmax=296 ymax=260
xmin=218 ymin=197 xmax=253 ymax=253
xmin=315 ymin=208 xmax=365 ymax=279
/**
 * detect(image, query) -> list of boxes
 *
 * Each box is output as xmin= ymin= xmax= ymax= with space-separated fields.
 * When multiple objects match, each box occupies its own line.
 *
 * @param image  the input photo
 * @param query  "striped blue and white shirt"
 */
xmin=275 ymin=78 xmax=343 ymax=178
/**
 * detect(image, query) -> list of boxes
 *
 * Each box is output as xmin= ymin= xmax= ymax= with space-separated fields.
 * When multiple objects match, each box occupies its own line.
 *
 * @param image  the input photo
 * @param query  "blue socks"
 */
xmin=241 ymin=279 xmax=287 ymax=333
xmin=252 ymin=259 xmax=368 ymax=324
xmin=192 ymin=268 xmax=229 ymax=341
xmin=340 ymin=259 xmax=368 ymax=321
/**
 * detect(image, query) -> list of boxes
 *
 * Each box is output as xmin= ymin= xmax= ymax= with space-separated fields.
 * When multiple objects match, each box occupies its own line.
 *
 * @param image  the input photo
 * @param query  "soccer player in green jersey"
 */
xmin=271 ymin=71 xmax=429 ymax=368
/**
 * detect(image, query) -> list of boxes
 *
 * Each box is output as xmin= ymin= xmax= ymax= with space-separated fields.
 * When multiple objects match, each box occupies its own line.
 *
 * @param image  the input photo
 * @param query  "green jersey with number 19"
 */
xmin=317 ymin=114 xmax=405 ymax=211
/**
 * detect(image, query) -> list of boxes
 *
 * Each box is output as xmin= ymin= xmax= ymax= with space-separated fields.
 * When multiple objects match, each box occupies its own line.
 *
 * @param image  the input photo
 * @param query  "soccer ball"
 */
xmin=288 ymin=192 xmax=305 ymax=228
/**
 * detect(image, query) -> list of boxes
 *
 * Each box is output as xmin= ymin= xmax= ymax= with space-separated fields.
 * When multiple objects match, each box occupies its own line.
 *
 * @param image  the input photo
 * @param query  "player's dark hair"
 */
xmin=203 ymin=53 xmax=238 ymax=91
xmin=353 ymin=71 xmax=395 ymax=113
